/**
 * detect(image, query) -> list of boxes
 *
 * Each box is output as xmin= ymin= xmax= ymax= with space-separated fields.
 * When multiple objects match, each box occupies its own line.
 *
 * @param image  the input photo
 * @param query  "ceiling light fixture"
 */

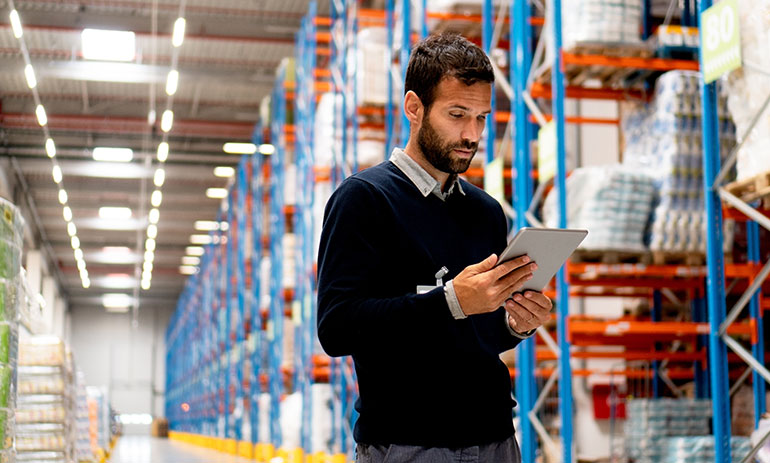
xmin=179 ymin=265 xmax=197 ymax=275
xmin=145 ymin=238 xmax=156 ymax=252
xmin=160 ymin=110 xmax=174 ymax=133
xmin=82 ymin=279 xmax=91 ymax=289
xmin=181 ymin=256 xmax=200 ymax=266
xmin=157 ymin=142 xmax=169 ymax=162
xmin=102 ymin=293 xmax=132 ymax=309
xmin=143 ymin=261 xmax=153 ymax=273
xmin=223 ymin=142 xmax=257 ymax=155
xmin=153 ymin=168 xmax=165 ymax=187
xmin=93 ymin=147 xmax=133 ymax=162
xmin=144 ymin=250 xmax=154 ymax=262
xmin=45 ymin=138 xmax=56 ymax=158
xmin=62 ymin=206 xmax=72 ymax=222
xmin=151 ymin=190 xmax=162 ymax=208
xmin=259 ymin=144 xmax=276 ymax=155
xmin=214 ymin=166 xmax=235 ymax=178
xmin=81 ymin=29 xmax=136 ymax=62
xmin=9 ymin=10 xmax=23 ymax=38
xmin=35 ymin=104 xmax=47 ymax=126
xmin=165 ymin=70 xmax=179 ymax=96
xmin=74 ymin=249 xmax=84 ymax=261
xmin=67 ymin=222 xmax=77 ymax=237
xmin=141 ymin=279 xmax=151 ymax=290
xmin=52 ymin=165 xmax=62 ymax=184
xmin=58 ymin=189 xmax=68 ymax=205
xmin=24 ymin=64 xmax=37 ymax=89
xmin=147 ymin=109 xmax=156 ymax=125
xmin=194 ymin=220 xmax=219 ymax=231
xmin=147 ymin=224 xmax=158 ymax=239
xmin=185 ymin=246 xmax=204 ymax=256
xmin=71 ymin=236 xmax=80 ymax=249
xmin=98 ymin=207 xmax=132 ymax=220
xmin=205 ymin=188 xmax=228 ymax=199
xmin=189 ymin=234 xmax=213 ymax=245
xmin=149 ymin=208 xmax=160 ymax=224
xmin=172 ymin=17 xmax=186 ymax=47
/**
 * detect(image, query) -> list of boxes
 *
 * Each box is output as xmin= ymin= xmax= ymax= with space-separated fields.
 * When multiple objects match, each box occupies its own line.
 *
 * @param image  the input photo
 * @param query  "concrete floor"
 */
xmin=110 ymin=435 xmax=256 ymax=463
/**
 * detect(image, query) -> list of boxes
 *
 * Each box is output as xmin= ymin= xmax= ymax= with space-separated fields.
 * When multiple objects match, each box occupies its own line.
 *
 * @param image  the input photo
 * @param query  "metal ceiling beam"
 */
xmin=13 ymin=157 xmax=228 ymax=179
xmin=1 ymin=92 xmax=262 ymax=111
xmin=3 ymin=146 xmax=243 ymax=163
xmin=1 ymin=113 xmax=254 ymax=139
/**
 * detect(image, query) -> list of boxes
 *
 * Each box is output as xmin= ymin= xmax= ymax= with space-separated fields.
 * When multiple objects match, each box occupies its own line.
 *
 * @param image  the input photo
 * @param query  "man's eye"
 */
xmin=450 ymin=113 xmax=463 ymax=118
xmin=478 ymin=115 xmax=487 ymax=122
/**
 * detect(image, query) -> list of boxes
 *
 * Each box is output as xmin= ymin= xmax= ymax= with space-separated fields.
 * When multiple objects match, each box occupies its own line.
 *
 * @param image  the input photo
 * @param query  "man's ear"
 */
xmin=404 ymin=91 xmax=424 ymax=126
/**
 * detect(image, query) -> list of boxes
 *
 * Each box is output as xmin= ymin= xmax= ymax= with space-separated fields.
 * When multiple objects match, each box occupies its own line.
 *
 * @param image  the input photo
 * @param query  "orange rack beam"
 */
xmin=567 ymin=262 xmax=707 ymax=279
xmin=562 ymin=53 xmax=700 ymax=72
xmin=536 ymin=349 xmax=707 ymax=362
xmin=510 ymin=367 xmax=701 ymax=379
xmin=530 ymin=82 xmax=647 ymax=101
xmin=723 ymin=205 xmax=770 ymax=222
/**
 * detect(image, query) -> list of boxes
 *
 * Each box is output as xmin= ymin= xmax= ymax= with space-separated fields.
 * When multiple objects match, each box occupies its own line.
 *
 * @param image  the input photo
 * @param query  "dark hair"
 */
xmin=404 ymin=33 xmax=494 ymax=111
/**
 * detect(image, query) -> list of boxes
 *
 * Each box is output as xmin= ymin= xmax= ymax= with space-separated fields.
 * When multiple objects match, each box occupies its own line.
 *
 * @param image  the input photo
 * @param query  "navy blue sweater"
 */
xmin=317 ymin=161 xmax=522 ymax=448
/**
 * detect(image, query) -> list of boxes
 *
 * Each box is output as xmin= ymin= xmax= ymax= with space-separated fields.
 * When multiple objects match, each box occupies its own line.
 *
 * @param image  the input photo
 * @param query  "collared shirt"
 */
xmin=389 ymin=148 xmax=532 ymax=339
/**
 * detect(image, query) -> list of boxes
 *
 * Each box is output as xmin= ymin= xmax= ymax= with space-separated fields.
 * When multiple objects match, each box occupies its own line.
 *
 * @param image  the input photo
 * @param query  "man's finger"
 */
xmin=469 ymin=254 xmax=499 ymax=274
xmin=491 ymin=255 xmax=531 ymax=280
xmin=505 ymin=300 xmax=534 ymax=333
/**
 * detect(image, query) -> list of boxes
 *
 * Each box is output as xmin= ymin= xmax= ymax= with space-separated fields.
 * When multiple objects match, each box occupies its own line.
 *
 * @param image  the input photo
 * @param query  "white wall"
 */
xmin=70 ymin=304 xmax=174 ymax=434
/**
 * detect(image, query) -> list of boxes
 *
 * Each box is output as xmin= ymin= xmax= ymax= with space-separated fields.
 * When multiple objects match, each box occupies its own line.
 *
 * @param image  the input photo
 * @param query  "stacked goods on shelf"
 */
xmin=545 ymin=0 xmax=642 ymax=51
xmin=725 ymin=0 xmax=770 ymax=182
xmin=622 ymin=70 xmax=735 ymax=255
xmin=278 ymin=385 xmax=333 ymax=454
xmin=17 ymin=337 xmax=73 ymax=463
xmin=624 ymin=399 xmax=752 ymax=463
xmin=0 ymin=198 xmax=23 ymax=463
xmin=74 ymin=373 xmax=94 ymax=463
xmin=542 ymin=166 xmax=656 ymax=252
xmin=85 ymin=388 xmax=110 ymax=458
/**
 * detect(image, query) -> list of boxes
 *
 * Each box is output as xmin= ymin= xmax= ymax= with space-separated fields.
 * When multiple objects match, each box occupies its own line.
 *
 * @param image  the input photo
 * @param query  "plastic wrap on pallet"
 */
xmin=356 ymin=28 xmax=393 ymax=106
xmin=277 ymin=386 xmax=333 ymax=454
xmin=622 ymin=70 xmax=735 ymax=253
xmin=724 ymin=0 xmax=770 ymax=180
xmin=258 ymin=393 xmax=270 ymax=445
xmin=752 ymin=416 xmax=770 ymax=463
xmin=282 ymin=234 xmax=296 ymax=289
xmin=544 ymin=0 xmax=642 ymax=54
xmin=542 ymin=166 xmax=656 ymax=252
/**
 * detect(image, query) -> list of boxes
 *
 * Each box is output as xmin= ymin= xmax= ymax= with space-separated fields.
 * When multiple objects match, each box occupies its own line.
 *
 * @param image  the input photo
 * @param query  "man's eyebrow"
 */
xmin=447 ymin=105 xmax=492 ymax=114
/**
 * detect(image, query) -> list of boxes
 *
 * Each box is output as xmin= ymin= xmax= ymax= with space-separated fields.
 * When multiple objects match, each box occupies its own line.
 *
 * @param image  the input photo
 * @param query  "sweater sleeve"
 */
xmin=316 ymin=178 xmax=451 ymax=357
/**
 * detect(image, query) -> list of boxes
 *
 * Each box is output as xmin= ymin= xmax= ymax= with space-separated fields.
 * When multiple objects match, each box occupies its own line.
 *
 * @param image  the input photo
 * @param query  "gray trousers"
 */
xmin=355 ymin=435 xmax=522 ymax=463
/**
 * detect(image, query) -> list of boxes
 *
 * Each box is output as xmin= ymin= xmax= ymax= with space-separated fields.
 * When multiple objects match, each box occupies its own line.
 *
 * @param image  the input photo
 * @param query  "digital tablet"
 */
xmin=498 ymin=227 xmax=588 ymax=292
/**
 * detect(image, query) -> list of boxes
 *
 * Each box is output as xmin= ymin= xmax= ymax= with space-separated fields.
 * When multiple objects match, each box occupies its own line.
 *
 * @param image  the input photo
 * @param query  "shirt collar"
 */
xmin=389 ymin=148 xmax=465 ymax=201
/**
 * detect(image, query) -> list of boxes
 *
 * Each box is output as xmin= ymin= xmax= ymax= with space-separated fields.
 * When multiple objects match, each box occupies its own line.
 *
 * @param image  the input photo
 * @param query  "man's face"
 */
xmin=416 ymin=77 xmax=492 ymax=175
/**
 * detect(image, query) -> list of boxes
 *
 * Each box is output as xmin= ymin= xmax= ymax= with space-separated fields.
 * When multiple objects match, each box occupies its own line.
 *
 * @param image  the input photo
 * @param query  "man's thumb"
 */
xmin=475 ymin=254 xmax=498 ymax=271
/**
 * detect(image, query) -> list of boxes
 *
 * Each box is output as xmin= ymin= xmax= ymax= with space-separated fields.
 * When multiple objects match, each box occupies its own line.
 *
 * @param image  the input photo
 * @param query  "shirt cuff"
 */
xmin=444 ymin=279 xmax=467 ymax=320
xmin=506 ymin=314 xmax=536 ymax=339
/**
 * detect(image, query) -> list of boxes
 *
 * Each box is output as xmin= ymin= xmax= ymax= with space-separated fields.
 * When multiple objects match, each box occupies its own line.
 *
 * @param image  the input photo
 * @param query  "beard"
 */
xmin=416 ymin=114 xmax=478 ymax=175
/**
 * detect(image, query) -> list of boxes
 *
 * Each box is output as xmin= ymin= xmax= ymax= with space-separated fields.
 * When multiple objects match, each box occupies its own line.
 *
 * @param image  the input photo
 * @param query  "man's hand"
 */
xmin=504 ymin=291 xmax=553 ymax=334
xmin=453 ymin=254 xmax=537 ymax=316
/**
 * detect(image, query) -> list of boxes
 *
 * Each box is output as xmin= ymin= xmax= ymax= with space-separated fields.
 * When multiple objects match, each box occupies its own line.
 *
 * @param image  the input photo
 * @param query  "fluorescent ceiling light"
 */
xmin=194 ymin=220 xmax=219 ymax=231
xmin=141 ymin=279 xmax=151 ymax=290
xmin=190 ymin=234 xmax=212 ymax=245
xmin=223 ymin=142 xmax=257 ymax=155
xmin=151 ymin=190 xmax=163 ymax=208
xmin=144 ymin=250 xmax=154 ymax=262
xmin=67 ymin=222 xmax=77 ymax=237
xmin=81 ymin=29 xmax=136 ymax=62
xmin=157 ymin=142 xmax=169 ymax=162
xmin=259 ymin=144 xmax=276 ymax=155
xmin=206 ymin=188 xmax=228 ymax=199
xmin=77 ymin=260 xmax=86 ymax=271
xmin=62 ymin=206 xmax=72 ymax=222
xmin=145 ymin=238 xmax=156 ymax=252
xmin=9 ymin=10 xmax=23 ymax=38
xmin=99 ymin=207 xmax=132 ymax=220
xmin=154 ymin=168 xmax=165 ymax=187
xmin=93 ymin=147 xmax=133 ymax=162
xmin=172 ymin=17 xmax=186 ymax=47
xmin=147 ymin=224 xmax=158 ymax=239
xmin=52 ymin=165 xmax=62 ymax=184
xmin=143 ymin=261 xmax=153 ymax=272
xmin=24 ymin=64 xmax=37 ymax=89
xmin=74 ymin=248 xmax=84 ymax=260
xmin=142 ymin=269 xmax=151 ymax=280
xmin=45 ymin=139 xmax=56 ymax=158
xmin=214 ymin=166 xmax=235 ymax=178
xmin=165 ymin=70 xmax=179 ymax=96
xmin=36 ymin=105 xmax=47 ymax=126
xmin=220 ymin=221 xmax=229 ymax=231
xmin=103 ymin=246 xmax=131 ymax=254
xmin=179 ymin=265 xmax=197 ymax=275
xmin=161 ymin=110 xmax=174 ymax=133
xmin=181 ymin=256 xmax=200 ymax=266
xmin=82 ymin=278 xmax=91 ymax=289
xmin=147 ymin=109 xmax=156 ymax=125
xmin=71 ymin=236 xmax=80 ymax=249
xmin=79 ymin=268 xmax=88 ymax=279
xmin=58 ymin=189 xmax=68 ymax=205
xmin=186 ymin=246 xmax=204 ymax=256
xmin=149 ymin=208 xmax=160 ymax=224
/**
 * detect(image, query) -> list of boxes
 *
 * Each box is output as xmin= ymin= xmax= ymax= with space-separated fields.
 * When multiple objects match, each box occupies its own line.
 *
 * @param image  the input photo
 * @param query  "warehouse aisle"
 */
xmin=110 ymin=435 xmax=255 ymax=463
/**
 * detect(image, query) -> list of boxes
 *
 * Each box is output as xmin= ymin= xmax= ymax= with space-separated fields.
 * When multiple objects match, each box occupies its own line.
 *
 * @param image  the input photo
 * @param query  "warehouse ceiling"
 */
xmin=0 ymin=0 xmax=328 ymax=315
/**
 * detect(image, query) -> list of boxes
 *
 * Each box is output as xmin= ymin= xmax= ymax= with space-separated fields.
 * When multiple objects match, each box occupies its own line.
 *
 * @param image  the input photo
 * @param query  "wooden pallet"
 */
xmin=651 ymin=251 xmax=705 ymax=266
xmin=724 ymin=170 xmax=770 ymax=209
xmin=570 ymin=249 xmax=652 ymax=265
xmin=537 ymin=42 xmax=654 ymax=88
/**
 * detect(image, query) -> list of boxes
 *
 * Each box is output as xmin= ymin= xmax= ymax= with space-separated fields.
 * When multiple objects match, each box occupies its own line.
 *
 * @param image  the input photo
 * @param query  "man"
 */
xmin=317 ymin=33 xmax=552 ymax=463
